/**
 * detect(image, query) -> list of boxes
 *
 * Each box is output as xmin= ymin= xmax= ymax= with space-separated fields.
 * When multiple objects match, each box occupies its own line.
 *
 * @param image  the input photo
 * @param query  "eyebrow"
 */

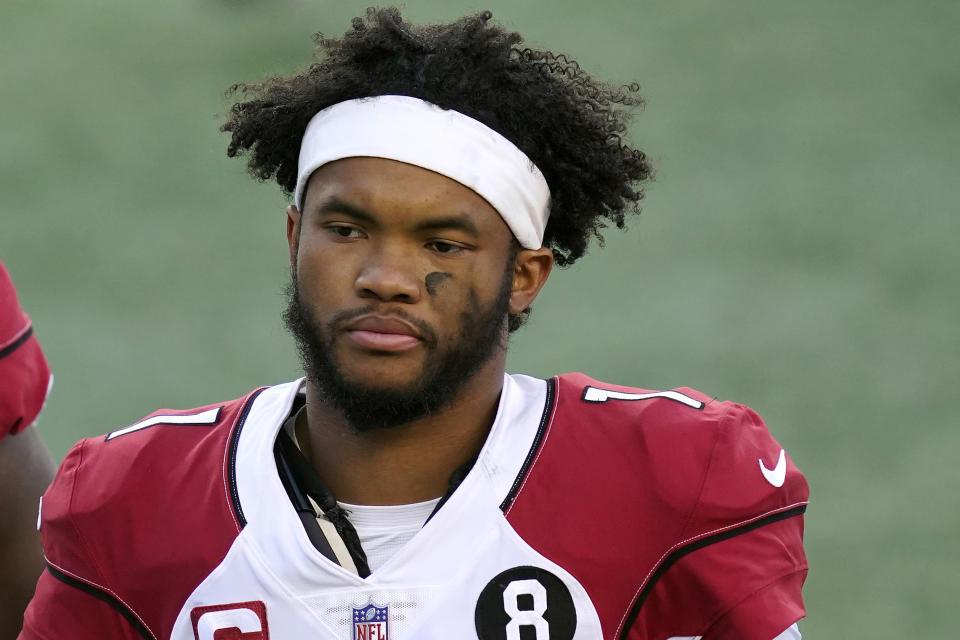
xmin=411 ymin=215 xmax=480 ymax=237
xmin=314 ymin=196 xmax=377 ymax=224
xmin=314 ymin=196 xmax=481 ymax=237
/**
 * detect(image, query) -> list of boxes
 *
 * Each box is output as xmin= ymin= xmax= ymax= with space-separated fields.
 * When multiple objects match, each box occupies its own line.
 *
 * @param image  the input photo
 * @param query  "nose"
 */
xmin=354 ymin=246 xmax=422 ymax=304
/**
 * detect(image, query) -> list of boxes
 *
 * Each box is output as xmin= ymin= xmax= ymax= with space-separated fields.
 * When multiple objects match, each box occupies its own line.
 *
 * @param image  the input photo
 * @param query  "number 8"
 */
xmin=503 ymin=579 xmax=549 ymax=640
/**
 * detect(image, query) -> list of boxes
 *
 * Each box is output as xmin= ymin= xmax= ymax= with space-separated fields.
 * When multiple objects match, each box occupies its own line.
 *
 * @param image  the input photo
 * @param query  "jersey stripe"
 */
xmin=227 ymin=388 xmax=267 ymax=528
xmin=45 ymin=564 xmax=156 ymax=640
xmin=0 ymin=324 xmax=32 ymax=360
xmin=105 ymin=408 xmax=222 ymax=441
xmin=616 ymin=504 xmax=807 ymax=639
xmin=499 ymin=377 xmax=556 ymax=512
xmin=581 ymin=386 xmax=705 ymax=410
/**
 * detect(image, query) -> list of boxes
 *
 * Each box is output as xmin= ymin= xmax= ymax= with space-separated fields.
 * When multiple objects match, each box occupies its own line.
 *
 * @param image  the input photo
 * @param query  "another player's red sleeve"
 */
xmin=19 ymin=570 xmax=143 ymax=640
xmin=0 ymin=261 xmax=52 ymax=440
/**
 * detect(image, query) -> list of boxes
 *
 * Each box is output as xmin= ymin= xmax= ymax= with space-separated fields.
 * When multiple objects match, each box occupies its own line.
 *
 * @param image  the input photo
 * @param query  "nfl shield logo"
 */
xmin=353 ymin=604 xmax=389 ymax=640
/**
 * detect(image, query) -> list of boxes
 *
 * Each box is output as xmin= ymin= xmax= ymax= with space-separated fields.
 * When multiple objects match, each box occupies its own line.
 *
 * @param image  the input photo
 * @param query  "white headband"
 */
xmin=294 ymin=95 xmax=550 ymax=249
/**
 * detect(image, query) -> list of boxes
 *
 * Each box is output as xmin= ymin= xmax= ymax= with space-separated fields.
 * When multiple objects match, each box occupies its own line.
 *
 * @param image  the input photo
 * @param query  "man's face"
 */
xmin=285 ymin=157 xmax=521 ymax=431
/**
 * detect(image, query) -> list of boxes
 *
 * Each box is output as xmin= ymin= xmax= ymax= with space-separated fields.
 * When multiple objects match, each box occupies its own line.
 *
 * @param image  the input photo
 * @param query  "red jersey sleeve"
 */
xmin=630 ymin=400 xmax=809 ymax=639
xmin=35 ymin=440 xmax=94 ymax=580
xmin=20 ymin=570 xmax=145 ymax=640
xmin=19 ymin=440 xmax=151 ymax=639
xmin=21 ymin=394 xmax=250 ymax=640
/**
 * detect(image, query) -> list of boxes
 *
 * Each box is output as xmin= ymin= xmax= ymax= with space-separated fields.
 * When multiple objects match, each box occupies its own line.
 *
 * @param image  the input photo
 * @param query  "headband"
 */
xmin=294 ymin=95 xmax=550 ymax=249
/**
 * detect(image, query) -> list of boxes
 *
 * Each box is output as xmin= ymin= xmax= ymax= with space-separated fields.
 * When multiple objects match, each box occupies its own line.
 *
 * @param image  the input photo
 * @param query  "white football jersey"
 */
xmin=23 ymin=373 xmax=808 ymax=639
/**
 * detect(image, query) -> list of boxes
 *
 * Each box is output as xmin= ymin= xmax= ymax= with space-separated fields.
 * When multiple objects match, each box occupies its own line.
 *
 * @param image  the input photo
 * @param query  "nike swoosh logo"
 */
xmin=759 ymin=449 xmax=787 ymax=487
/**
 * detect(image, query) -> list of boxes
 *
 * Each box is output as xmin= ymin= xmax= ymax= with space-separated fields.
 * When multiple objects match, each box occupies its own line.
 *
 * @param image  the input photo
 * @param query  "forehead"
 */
xmin=303 ymin=157 xmax=512 ymax=236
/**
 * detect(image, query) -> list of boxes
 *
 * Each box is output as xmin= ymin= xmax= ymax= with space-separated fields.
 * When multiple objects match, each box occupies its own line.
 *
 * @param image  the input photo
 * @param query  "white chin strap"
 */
xmin=294 ymin=95 xmax=550 ymax=250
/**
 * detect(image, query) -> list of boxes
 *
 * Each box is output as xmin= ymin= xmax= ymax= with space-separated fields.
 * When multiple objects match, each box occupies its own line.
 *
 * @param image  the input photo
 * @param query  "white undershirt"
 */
xmin=337 ymin=499 xmax=441 ymax=573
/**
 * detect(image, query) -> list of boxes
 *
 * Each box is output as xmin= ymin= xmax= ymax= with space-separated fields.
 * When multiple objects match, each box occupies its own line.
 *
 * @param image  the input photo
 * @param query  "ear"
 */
xmin=285 ymin=204 xmax=302 ymax=270
xmin=509 ymin=247 xmax=554 ymax=315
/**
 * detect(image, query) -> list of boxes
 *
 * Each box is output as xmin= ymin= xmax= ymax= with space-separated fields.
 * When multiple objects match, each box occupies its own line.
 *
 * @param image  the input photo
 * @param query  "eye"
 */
xmin=326 ymin=224 xmax=365 ymax=239
xmin=427 ymin=240 xmax=465 ymax=255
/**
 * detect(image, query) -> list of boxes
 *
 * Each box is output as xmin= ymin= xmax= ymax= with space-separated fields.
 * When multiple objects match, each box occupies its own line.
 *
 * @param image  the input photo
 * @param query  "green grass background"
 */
xmin=2 ymin=0 xmax=957 ymax=636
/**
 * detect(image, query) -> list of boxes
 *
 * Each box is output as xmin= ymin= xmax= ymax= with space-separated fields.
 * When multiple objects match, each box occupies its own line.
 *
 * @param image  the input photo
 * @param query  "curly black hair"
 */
xmin=223 ymin=7 xmax=652 ymax=267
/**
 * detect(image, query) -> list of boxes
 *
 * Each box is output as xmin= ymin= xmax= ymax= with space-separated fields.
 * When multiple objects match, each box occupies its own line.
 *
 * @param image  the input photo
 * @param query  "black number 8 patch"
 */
xmin=475 ymin=566 xmax=576 ymax=640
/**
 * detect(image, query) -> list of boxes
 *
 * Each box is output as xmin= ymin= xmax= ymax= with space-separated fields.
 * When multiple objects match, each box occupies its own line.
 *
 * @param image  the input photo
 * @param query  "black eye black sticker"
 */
xmin=424 ymin=272 xmax=452 ymax=296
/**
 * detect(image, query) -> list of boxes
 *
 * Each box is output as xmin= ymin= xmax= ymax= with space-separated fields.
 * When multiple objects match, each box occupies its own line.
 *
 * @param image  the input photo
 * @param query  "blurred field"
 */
xmin=1 ymin=0 xmax=957 ymax=636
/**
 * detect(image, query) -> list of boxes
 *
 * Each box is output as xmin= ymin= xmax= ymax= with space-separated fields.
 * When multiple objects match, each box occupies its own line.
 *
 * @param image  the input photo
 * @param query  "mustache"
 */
xmin=328 ymin=305 xmax=439 ymax=346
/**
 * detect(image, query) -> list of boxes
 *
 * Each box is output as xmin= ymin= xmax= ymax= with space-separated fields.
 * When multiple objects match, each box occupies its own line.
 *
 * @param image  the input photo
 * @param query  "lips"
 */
xmin=343 ymin=315 xmax=424 ymax=352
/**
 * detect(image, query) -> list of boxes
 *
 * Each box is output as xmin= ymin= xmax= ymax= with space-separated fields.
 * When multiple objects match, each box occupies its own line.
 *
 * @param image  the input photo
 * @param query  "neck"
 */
xmin=299 ymin=355 xmax=506 ymax=505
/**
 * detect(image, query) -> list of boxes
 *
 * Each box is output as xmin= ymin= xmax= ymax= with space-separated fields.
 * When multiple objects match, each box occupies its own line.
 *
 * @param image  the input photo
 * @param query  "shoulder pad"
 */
xmin=38 ymin=388 xmax=264 ymax=616
xmin=553 ymin=373 xmax=808 ymax=527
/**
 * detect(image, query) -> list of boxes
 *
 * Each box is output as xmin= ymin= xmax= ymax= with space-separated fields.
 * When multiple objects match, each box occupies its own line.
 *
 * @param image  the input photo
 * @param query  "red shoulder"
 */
xmin=538 ymin=373 xmax=729 ymax=518
xmin=506 ymin=373 xmax=808 ymax=638
xmin=39 ymin=388 xmax=264 ymax=639
xmin=550 ymin=372 xmax=808 ymax=523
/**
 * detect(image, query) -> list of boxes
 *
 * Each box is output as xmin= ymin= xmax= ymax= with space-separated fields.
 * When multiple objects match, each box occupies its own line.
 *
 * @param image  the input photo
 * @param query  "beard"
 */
xmin=283 ymin=266 xmax=512 ymax=432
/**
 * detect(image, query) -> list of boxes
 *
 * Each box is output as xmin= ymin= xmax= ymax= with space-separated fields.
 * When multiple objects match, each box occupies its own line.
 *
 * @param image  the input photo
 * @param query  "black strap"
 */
xmin=274 ymin=414 xmax=371 ymax=577
xmin=427 ymin=454 xmax=476 ymax=522
xmin=274 ymin=403 xmax=479 ymax=577
xmin=274 ymin=430 xmax=343 ymax=566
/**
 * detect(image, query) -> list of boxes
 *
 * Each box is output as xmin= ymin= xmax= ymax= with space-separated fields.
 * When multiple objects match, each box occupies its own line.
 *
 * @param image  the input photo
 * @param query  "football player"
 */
xmin=20 ymin=9 xmax=808 ymax=640
xmin=0 ymin=261 xmax=55 ymax=640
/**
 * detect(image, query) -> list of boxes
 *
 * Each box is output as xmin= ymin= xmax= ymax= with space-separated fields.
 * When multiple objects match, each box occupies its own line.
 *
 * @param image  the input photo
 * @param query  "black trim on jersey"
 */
xmin=426 ymin=454 xmax=477 ymax=523
xmin=499 ymin=377 xmax=556 ymax=512
xmin=45 ymin=564 xmax=155 ymax=640
xmin=226 ymin=388 xmax=267 ymax=529
xmin=617 ymin=504 xmax=807 ymax=640
xmin=0 ymin=325 xmax=32 ymax=361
